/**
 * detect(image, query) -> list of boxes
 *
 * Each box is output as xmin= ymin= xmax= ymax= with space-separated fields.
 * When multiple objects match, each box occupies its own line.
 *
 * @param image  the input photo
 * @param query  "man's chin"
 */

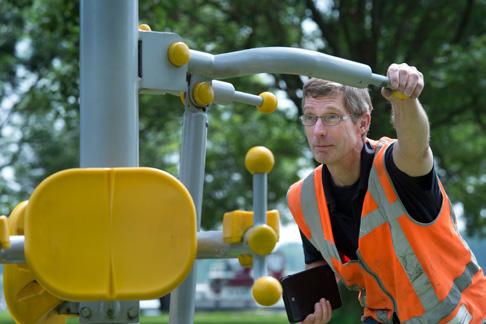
xmin=313 ymin=153 xmax=332 ymax=165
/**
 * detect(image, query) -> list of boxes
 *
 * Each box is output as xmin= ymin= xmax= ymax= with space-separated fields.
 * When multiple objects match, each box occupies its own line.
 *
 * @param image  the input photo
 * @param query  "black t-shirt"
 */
xmin=301 ymin=141 xmax=443 ymax=264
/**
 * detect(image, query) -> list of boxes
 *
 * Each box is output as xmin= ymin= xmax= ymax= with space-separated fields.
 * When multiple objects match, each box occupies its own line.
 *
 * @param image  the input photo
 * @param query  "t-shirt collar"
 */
xmin=321 ymin=140 xmax=375 ymax=210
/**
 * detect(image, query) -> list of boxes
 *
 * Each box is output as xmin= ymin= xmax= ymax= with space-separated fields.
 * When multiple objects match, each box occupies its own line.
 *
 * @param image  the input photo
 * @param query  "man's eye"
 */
xmin=325 ymin=114 xmax=340 ymax=122
xmin=304 ymin=115 xmax=317 ymax=122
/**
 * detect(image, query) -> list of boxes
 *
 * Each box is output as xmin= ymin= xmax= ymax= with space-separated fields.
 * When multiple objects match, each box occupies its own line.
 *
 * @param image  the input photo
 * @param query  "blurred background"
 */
xmin=0 ymin=0 xmax=485 ymax=322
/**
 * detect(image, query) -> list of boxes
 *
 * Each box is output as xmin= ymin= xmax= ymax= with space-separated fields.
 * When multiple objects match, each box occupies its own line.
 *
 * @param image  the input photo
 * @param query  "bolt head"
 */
xmin=80 ymin=307 xmax=91 ymax=318
xmin=127 ymin=307 xmax=139 ymax=320
xmin=106 ymin=308 xmax=115 ymax=319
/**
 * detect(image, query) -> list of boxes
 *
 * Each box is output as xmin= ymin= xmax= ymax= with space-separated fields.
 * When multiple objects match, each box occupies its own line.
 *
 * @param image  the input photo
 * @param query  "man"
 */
xmin=287 ymin=64 xmax=486 ymax=323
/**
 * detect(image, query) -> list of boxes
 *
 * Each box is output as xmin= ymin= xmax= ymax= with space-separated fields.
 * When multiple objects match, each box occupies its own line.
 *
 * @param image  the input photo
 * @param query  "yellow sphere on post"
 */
xmin=167 ymin=42 xmax=190 ymax=67
xmin=245 ymin=146 xmax=275 ymax=174
xmin=251 ymin=276 xmax=282 ymax=306
xmin=247 ymin=224 xmax=278 ymax=256
xmin=257 ymin=92 xmax=278 ymax=114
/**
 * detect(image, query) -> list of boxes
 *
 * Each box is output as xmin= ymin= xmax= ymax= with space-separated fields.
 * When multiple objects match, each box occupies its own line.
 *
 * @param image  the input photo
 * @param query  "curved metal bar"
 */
xmin=0 ymin=236 xmax=25 ymax=264
xmin=189 ymin=47 xmax=390 ymax=88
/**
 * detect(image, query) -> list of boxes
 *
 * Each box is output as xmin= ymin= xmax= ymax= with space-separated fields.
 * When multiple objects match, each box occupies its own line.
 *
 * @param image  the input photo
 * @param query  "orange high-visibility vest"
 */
xmin=287 ymin=137 xmax=486 ymax=323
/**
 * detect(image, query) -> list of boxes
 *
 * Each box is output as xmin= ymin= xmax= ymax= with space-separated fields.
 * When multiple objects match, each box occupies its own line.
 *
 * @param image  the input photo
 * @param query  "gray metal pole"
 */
xmin=252 ymin=173 xmax=267 ymax=279
xmin=197 ymin=231 xmax=251 ymax=259
xmin=80 ymin=0 xmax=139 ymax=322
xmin=169 ymin=103 xmax=208 ymax=324
xmin=0 ymin=236 xmax=25 ymax=264
xmin=80 ymin=0 xmax=139 ymax=168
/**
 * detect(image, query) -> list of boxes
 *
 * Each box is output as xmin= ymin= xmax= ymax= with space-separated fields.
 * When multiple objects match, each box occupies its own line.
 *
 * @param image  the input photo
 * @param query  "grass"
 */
xmin=0 ymin=312 xmax=13 ymax=324
xmin=140 ymin=310 xmax=289 ymax=323
xmin=0 ymin=308 xmax=360 ymax=323
xmin=0 ymin=310 xmax=289 ymax=324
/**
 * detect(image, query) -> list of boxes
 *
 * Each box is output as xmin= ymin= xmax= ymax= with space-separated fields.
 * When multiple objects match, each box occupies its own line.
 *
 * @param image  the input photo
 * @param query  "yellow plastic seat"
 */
xmin=24 ymin=167 xmax=197 ymax=301
xmin=4 ymin=201 xmax=66 ymax=324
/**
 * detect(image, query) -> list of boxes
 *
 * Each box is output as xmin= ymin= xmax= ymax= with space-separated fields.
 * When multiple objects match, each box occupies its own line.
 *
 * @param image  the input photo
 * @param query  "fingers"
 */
xmin=387 ymin=63 xmax=401 ymax=90
xmin=323 ymin=299 xmax=332 ymax=322
xmin=384 ymin=63 xmax=424 ymax=100
xmin=302 ymin=298 xmax=332 ymax=324
xmin=313 ymin=299 xmax=324 ymax=322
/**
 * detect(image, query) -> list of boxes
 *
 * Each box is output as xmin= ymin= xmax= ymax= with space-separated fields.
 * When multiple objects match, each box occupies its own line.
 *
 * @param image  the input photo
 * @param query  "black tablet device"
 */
xmin=280 ymin=265 xmax=342 ymax=323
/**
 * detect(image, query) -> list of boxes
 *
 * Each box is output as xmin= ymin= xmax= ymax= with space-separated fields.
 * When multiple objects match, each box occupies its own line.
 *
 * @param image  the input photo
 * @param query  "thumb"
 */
xmin=381 ymin=87 xmax=393 ymax=99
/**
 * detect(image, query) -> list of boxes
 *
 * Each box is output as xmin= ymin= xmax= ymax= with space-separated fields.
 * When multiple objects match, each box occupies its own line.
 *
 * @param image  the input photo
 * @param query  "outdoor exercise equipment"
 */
xmin=0 ymin=1 xmax=407 ymax=323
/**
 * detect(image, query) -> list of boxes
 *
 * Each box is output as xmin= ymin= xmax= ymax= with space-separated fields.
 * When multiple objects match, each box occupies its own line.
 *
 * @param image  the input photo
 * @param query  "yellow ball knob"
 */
xmin=138 ymin=24 xmax=151 ymax=31
xmin=257 ymin=92 xmax=278 ymax=114
xmin=251 ymin=276 xmax=282 ymax=306
xmin=391 ymin=91 xmax=409 ymax=100
xmin=247 ymin=224 xmax=278 ymax=256
xmin=192 ymin=82 xmax=214 ymax=107
xmin=167 ymin=42 xmax=190 ymax=67
xmin=245 ymin=146 xmax=275 ymax=174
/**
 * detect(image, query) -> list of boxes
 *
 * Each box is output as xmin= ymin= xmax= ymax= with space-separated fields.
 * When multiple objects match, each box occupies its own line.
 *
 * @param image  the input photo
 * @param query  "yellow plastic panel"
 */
xmin=25 ymin=168 xmax=197 ymax=301
xmin=4 ymin=201 xmax=66 ymax=324
xmin=266 ymin=210 xmax=280 ymax=239
xmin=223 ymin=209 xmax=280 ymax=244
xmin=238 ymin=254 xmax=253 ymax=268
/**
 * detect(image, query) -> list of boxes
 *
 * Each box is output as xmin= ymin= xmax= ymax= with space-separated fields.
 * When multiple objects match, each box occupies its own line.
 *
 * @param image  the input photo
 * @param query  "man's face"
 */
xmin=303 ymin=94 xmax=367 ymax=165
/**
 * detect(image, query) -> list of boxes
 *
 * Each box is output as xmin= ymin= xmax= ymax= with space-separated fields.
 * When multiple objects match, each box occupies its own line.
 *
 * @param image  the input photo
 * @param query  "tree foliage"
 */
xmin=1 ymin=0 xmax=485 ymax=235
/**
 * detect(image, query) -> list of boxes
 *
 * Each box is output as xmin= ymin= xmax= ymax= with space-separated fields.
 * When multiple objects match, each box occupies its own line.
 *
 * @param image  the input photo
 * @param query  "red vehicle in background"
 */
xmin=205 ymin=253 xmax=285 ymax=309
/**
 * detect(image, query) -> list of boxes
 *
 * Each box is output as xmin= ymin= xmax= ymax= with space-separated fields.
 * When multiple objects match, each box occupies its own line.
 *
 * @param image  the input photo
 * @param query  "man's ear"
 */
xmin=360 ymin=113 xmax=371 ymax=137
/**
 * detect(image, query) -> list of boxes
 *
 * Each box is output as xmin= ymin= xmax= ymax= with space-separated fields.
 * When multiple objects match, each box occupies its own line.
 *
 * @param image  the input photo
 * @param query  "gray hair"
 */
xmin=302 ymin=78 xmax=373 ymax=121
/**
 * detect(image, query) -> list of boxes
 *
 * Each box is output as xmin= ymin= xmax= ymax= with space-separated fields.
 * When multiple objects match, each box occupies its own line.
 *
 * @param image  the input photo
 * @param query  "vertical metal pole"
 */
xmin=169 ymin=104 xmax=207 ymax=324
xmin=80 ymin=0 xmax=139 ymax=168
xmin=252 ymin=173 xmax=267 ymax=279
xmin=80 ymin=0 xmax=139 ymax=322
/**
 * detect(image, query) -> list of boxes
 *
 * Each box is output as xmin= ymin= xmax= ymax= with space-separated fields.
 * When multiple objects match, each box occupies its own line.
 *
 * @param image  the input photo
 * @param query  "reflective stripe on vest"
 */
xmin=295 ymin=141 xmax=482 ymax=322
xmin=448 ymin=304 xmax=472 ymax=324
xmin=405 ymin=261 xmax=479 ymax=323
xmin=300 ymin=169 xmax=341 ymax=269
xmin=367 ymin=165 xmax=441 ymax=311
xmin=365 ymin=165 xmax=481 ymax=323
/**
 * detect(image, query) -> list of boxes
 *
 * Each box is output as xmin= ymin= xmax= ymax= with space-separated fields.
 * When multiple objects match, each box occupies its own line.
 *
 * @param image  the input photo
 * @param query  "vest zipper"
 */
xmin=357 ymin=252 xmax=398 ymax=318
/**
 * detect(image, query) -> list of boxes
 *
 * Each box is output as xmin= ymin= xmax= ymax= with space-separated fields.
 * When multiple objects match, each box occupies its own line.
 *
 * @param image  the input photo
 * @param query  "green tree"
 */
xmin=3 ymin=1 xmax=485 ymax=322
xmin=0 ymin=0 xmax=80 ymax=213
xmin=1 ymin=0 xmax=485 ymax=232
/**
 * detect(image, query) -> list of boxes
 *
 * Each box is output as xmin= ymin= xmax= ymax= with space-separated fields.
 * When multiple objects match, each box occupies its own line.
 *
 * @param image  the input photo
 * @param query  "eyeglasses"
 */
xmin=299 ymin=113 xmax=352 ymax=126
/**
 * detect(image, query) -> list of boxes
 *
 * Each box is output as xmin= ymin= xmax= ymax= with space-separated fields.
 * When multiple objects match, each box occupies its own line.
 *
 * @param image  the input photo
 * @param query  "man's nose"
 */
xmin=313 ymin=118 xmax=328 ymax=135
